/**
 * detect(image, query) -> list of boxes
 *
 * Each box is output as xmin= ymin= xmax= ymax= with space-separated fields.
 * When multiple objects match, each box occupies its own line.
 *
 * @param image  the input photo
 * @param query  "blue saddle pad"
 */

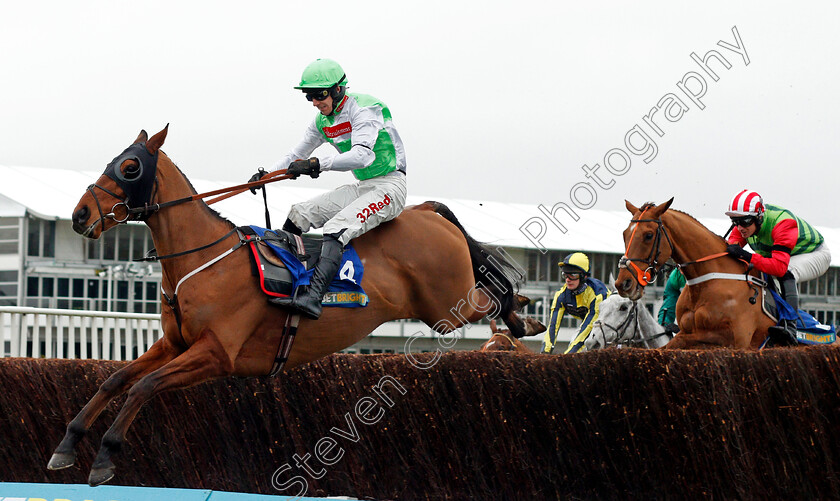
xmin=770 ymin=290 xmax=835 ymax=344
xmin=248 ymin=225 xmax=368 ymax=308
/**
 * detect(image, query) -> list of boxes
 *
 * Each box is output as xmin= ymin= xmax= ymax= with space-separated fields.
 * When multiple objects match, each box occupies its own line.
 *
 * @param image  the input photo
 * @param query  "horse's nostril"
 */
xmin=73 ymin=206 xmax=90 ymax=225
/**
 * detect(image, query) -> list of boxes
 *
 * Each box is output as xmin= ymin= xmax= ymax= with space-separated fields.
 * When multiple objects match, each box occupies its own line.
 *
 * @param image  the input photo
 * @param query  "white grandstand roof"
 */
xmin=3 ymin=164 xmax=840 ymax=266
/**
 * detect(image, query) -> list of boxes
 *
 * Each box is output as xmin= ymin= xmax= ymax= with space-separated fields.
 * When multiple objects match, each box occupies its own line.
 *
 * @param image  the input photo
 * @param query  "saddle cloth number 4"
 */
xmin=339 ymin=259 xmax=358 ymax=284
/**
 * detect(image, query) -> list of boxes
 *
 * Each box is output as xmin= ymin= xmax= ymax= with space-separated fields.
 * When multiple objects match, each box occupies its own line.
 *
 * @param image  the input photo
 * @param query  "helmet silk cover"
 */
xmin=295 ymin=58 xmax=348 ymax=89
xmin=726 ymin=189 xmax=764 ymax=217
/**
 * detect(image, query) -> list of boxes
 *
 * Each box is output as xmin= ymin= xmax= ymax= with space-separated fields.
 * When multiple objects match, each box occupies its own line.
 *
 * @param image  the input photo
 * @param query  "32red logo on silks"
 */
xmin=356 ymin=193 xmax=392 ymax=223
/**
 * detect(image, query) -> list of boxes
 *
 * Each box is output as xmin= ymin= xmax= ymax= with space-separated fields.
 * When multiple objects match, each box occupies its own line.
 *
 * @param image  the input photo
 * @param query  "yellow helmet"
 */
xmin=560 ymin=252 xmax=590 ymax=275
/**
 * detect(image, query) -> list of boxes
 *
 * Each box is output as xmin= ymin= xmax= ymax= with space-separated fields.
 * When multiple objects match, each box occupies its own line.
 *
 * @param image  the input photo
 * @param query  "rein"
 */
xmin=88 ymin=169 xmax=291 ymax=224
xmin=86 ymin=165 xmax=292 ymax=265
xmin=619 ymin=208 xmax=749 ymax=288
xmin=628 ymin=330 xmax=674 ymax=348
xmin=134 ymin=227 xmax=240 ymax=262
xmin=676 ymin=252 xmax=728 ymax=270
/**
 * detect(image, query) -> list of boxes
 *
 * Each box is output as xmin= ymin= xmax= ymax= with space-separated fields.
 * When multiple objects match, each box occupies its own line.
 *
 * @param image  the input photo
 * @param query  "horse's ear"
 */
xmin=625 ymin=200 xmax=639 ymax=214
xmin=649 ymin=197 xmax=674 ymax=217
xmin=133 ymin=130 xmax=148 ymax=145
xmin=146 ymin=124 xmax=169 ymax=154
xmin=514 ymin=293 xmax=531 ymax=311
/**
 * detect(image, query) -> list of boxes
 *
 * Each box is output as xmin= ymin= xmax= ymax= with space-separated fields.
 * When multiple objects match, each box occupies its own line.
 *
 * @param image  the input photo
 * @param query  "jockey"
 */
xmin=249 ymin=58 xmax=407 ymax=319
xmin=725 ymin=189 xmax=831 ymax=343
xmin=542 ymin=252 xmax=611 ymax=354
xmin=657 ymin=268 xmax=686 ymax=333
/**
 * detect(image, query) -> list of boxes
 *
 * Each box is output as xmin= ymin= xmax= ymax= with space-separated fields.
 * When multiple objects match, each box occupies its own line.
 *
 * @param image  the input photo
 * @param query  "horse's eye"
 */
xmin=620 ymin=304 xmax=628 ymax=311
xmin=643 ymin=232 xmax=654 ymax=241
xmin=123 ymin=162 xmax=142 ymax=180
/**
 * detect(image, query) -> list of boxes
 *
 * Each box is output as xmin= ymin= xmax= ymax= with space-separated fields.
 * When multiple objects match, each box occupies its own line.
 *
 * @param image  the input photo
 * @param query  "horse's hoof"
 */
xmin=47 ymin=451 xmax=76 ymax=470
xmin=88 ymin=465 xmax=115 ymax=486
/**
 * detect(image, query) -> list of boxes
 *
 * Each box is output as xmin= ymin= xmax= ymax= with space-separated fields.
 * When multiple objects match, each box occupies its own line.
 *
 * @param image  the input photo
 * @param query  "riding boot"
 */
xmin=769 ymin=272 xmax=800 ymax=346
xmin=779 ymin=272 xmax=800 ymax=312
xmin=288 ymin=233 xmax=344 ymax=320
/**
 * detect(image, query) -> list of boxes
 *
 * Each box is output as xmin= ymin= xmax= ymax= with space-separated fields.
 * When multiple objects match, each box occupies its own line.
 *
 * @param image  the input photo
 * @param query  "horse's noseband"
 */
xmin=620 ymin=212 xmax=674 ymax=287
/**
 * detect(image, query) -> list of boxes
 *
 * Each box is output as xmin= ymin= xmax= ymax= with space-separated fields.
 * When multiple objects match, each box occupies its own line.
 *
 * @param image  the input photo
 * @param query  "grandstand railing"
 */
xmin=16 ymin=300 xmax=837 ymax=360
xmin=0 ymin=306 xmax=161 ymax=360
xmin=0 ymin=303 xmax=621 ymax=360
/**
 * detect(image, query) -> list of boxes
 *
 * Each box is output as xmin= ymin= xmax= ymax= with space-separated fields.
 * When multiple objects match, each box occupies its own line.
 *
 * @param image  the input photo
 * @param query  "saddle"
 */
xmin=239 ymin=226 xmax=368 ymax=308
xmin=239 ymin=226 xmax=304 ymax=297
xmin=759 ymin=285 xmax=778 ymax=324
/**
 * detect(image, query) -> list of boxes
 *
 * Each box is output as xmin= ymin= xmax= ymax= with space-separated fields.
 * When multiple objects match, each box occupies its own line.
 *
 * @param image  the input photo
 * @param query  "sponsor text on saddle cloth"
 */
xmin=767 ymin=288 xmax=835 ymax=345
xmin=244 ymin=225 xmax=368 ymax=307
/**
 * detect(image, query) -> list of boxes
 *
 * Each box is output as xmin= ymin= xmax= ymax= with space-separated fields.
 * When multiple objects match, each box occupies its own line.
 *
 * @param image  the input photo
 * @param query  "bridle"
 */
xmin=82 ymin=141 xmax=292 ymax=259
xmin=618 ymin=205 xmax=675 ymax=287
xmin=83 ymin=142 xmax=162 ymax=236
xmin=592 ymin=300 xmax=675 ymax=349
xmin=85 ymin=177 xmax=164 ymax=233
xmin=593 ymin=300 xmax=639 ymax=344
xmin=619 ymin=205 xmax=752 ymax=291
xmin=483 ymin=330 xmax=519 ymax=351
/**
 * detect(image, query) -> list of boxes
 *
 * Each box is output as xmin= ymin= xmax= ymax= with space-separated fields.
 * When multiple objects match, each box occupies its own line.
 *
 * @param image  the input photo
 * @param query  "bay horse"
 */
xmin=615 ymin=198 xmax=777 ymax=349
xmin=585 ymin=294 xmax=673 ymax=350
xmin=479 ymin=319 xmax=538 ymax=352
xmin=48 ymin=126 xmax=543 ymax=486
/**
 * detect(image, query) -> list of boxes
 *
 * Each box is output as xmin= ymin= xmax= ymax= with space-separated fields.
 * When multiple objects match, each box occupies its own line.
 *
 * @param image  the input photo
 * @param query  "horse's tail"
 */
xmin=424 ymin=201 xmax=528 ymax=337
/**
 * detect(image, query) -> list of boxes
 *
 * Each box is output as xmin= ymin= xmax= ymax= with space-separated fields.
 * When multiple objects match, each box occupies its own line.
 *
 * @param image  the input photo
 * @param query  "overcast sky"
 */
xmin=2 ymin=1 xmax=838 ymax=227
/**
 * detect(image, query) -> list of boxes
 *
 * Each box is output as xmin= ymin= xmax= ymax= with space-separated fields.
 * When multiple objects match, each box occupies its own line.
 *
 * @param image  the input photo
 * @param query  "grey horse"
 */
xmin=586 ymin=294 xmax=674 ymax=350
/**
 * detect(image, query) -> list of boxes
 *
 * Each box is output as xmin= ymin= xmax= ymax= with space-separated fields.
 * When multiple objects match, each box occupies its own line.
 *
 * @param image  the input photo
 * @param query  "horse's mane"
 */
xmin=640 ymin=202 xmax=727 ymax=245
xmin=668 ymin=208 xmax=727 ymax=245
xmin=168 ymin=156 xmax=235 ymax=230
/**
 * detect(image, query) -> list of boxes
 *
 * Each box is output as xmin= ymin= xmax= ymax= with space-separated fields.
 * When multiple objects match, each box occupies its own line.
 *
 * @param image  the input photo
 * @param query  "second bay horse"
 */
xmin=614 ymin=198 xmax=776 ymax=349
xmin=48 ymin=125 xmax=543 ymax=485
xmin=479 ymin=319 xmax=537 ymax=352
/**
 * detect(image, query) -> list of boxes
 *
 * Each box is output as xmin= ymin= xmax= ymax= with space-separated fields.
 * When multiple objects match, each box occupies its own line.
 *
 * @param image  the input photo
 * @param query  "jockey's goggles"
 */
xmin=731 ymin=216 xmax=757 ymax=228
xmin=563 ymin=272 xmax=582 ymax=280
xmin=305 ymin=89 xmax=331 ymax=102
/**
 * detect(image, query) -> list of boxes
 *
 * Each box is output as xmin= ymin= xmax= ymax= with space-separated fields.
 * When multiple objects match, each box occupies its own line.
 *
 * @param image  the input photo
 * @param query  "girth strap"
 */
xmin=269 ymin=314 xmax=301 ymax=377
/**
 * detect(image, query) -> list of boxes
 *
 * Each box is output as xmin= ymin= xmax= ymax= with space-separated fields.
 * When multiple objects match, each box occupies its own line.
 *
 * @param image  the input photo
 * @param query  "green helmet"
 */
xmin=294 ymin=58 xmax=348 ymax=90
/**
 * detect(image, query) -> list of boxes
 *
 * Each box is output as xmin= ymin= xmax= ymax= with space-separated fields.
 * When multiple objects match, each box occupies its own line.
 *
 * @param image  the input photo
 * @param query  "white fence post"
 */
xmin=0 ymin=306 xmax=161 ymax=361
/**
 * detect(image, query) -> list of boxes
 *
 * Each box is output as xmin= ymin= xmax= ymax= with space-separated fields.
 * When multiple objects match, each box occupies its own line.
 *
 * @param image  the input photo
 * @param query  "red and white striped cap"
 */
xmin=725 ymin=189 xmax=764 ymax=217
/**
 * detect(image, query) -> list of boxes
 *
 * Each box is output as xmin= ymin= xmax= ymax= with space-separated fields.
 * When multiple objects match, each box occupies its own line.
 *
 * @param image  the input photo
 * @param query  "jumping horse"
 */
xmin=585 ymin=294 xmax=673 ymax=350
xmin=48 ymin=126 xmax=543 ymax=485
xmin=615 ymin=198 xmax=780 ymax=349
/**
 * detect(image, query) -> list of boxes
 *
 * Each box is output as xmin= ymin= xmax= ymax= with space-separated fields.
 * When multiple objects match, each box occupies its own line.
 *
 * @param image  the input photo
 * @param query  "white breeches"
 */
xmin=788 ymin=243 xmax=832 ymax=283
xmin=288 ymin=171 xmax=407 ymax=246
